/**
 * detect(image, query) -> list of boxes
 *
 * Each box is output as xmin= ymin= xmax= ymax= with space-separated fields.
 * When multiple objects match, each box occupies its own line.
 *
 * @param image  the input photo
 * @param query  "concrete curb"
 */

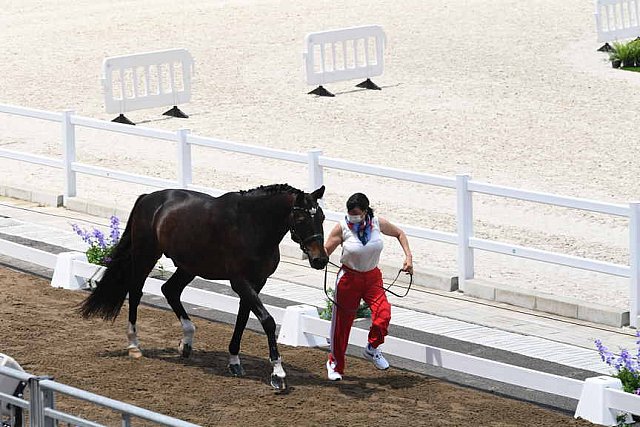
xmin=0 ymin=185 xmax=63 ymax=207
xmin=465 ymin=278 xmax=628 ymax=328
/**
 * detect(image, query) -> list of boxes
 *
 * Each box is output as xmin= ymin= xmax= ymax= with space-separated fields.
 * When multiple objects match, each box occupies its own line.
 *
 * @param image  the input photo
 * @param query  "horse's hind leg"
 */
xmin=160 ymin=267 xmax=196 ymax=357
xmin=126 ymin=250 xmax=161 ymax=358
xmin=228 ymin=278 xmax=267 ymax=376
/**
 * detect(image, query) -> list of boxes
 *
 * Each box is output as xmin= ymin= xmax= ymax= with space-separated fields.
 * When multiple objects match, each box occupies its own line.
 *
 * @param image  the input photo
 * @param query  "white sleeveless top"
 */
xmin=339 ymin=216 xmax=384 ymax=272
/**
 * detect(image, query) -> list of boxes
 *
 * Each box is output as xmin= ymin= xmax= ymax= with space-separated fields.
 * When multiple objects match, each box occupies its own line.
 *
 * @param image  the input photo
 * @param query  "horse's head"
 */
xmin=289 ymin=186 xmax=329 ymax=270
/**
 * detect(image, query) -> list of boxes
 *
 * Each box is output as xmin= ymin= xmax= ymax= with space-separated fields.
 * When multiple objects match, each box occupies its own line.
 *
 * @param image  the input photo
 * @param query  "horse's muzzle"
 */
xmin=308 ymin=254 xmax=329 ymax=270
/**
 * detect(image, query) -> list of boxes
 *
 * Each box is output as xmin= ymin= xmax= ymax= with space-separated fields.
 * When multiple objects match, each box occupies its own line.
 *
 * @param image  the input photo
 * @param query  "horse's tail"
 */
xmin=78 ymin=194 xmax=146 ymax=321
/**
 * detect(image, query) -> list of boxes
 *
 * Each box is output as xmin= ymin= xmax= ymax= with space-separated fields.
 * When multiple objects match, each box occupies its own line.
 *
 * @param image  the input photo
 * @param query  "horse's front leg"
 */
xmin=231 ymin=279 xmax=286 ymax=390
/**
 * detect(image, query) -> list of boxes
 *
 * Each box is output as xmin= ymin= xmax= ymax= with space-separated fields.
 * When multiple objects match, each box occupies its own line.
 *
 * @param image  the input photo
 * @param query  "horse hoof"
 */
xmin=228 ymin=363 xmax=245 ymax=377
xmin=179 ymin=342 xmax=192 ymax=358
xmin=128 ymin=347 xmax=143 ymax=359
xmin=270 ymin=374 xmax=287 ymax=391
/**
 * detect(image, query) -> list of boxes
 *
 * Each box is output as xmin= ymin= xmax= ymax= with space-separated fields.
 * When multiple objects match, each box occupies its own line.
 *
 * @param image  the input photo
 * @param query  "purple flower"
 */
xmin=92 ymin=229 xmax=106 ymax=249
xmin=109 ymin=215 xmax=120 ymax=243
xmin=619 ymin=349 xmax=636 ymax=372
xmin=71 ymin=223 xmax=94 ymax=245
xmin=595 ymin=337 xmax=640 ymax=395
xmin=595 ymin=339 xmax=615 ymax=366
xmin=70 ymin=216 xmax=121 ymax=266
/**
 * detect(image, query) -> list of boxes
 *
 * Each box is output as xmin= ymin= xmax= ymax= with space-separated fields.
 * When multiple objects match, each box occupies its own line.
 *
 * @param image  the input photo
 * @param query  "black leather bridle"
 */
xmin=289 ymin=206 xmax=324 ymax=255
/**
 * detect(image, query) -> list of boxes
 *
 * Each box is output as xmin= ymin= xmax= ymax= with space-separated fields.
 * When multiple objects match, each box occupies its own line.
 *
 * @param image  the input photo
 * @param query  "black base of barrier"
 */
xmin=597 ymin=42 xmax=613 ymax=52
xmin=356 ymin=78 xmax=381 ymax=90
xmin=111 ymin=114 xmax=135 ymax=125
xmin=163 ymin=105 xmax=189 ymax=118
xmin=308 ymin=85 xmax=335 ymax=97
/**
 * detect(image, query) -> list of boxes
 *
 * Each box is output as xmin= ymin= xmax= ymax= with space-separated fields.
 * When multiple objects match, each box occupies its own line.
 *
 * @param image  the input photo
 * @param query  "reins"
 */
xmin=323 ymin=260 xmax=413 ymax=314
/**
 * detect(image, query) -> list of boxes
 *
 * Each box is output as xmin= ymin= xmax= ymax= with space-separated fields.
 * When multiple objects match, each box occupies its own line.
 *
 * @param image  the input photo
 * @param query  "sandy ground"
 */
xmin=0 ymin=0 xmax=637 ymax=309
xmin=0 ymin=266 xmax=594 ymax=426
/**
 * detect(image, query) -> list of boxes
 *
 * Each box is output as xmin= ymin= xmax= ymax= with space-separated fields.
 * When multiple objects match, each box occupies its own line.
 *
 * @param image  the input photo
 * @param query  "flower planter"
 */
xmin=612 ymin=59 xmax=622 ymax=68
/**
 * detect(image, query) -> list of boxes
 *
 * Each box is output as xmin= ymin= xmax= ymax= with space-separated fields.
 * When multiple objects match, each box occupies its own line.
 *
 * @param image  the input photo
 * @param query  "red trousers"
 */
xmin=328 ymin=266 xmax=391 ymax=374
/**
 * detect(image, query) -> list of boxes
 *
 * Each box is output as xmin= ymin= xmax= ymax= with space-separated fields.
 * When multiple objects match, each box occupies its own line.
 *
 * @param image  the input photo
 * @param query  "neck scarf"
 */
xmin=346 ymin=215 xmax=372 ymax=245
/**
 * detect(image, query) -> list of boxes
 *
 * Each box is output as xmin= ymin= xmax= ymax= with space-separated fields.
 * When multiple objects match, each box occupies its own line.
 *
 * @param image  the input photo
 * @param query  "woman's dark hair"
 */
xmin=346 ymin=193 xmax=374 ymax=218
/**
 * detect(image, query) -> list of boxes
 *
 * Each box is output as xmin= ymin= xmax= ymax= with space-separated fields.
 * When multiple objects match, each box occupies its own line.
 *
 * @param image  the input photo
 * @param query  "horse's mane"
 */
xmin=239 ymin=183 xmax=302 ymax=197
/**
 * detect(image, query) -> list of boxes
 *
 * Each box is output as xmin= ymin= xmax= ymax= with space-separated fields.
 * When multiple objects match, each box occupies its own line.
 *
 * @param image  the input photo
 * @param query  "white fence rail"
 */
xmin=1 ymin=239 xmax=639 ymax=425
xmin=0 ymin=102 xmax=639 ymax=327
xmin=595 ymin=0 xmax=640 ymax=42
xmin=303 ymin=25 xmax=385 ymax=86
xmin=102 ymin=48 xmax=194 ymax=115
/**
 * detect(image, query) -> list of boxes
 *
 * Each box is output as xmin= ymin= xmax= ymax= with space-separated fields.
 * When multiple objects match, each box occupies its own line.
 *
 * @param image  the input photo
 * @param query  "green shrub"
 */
xmin=610 ymin=40 xmax=640 ymax=68
xmin=319 ymin=288 xmax=371 ymax=320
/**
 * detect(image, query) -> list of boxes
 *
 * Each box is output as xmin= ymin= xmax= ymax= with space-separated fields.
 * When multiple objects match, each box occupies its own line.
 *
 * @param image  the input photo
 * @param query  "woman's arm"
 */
xmin=324 ymin=223 xmax=343 ymax=256
xmin=379 ymin=217 xmax=413 ymax=274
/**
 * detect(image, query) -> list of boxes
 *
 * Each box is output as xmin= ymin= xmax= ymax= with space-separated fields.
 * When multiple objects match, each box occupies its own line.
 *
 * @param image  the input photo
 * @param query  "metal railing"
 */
xmin=0 ymin=366 xmax=199 ymax=426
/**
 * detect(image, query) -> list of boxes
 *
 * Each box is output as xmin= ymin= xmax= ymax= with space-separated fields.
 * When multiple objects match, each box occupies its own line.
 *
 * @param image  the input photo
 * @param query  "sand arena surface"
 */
xmin=0 ymin=267 xmax=594 ymax=426
xmin=0 ymin=0 xmax=637 ymax=308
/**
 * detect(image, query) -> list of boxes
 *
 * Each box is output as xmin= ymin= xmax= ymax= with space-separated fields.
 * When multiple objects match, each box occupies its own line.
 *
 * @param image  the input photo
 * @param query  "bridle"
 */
xmin=289 ymin=206 xmax=324 ymax=255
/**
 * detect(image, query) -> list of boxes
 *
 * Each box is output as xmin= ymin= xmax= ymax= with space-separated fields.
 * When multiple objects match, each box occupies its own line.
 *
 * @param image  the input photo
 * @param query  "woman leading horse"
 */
xmin=78 ymin=184 xmax=328 ymax=390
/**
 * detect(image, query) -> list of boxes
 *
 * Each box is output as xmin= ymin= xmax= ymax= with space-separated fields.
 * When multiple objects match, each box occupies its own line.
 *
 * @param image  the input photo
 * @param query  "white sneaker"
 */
xmin=326 ymin=360 xmax=342 ymax=381
xmin=363 ymin=344 xmax=390 ymax=370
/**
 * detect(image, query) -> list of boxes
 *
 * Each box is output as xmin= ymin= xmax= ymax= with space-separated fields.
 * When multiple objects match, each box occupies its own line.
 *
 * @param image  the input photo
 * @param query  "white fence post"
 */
xmin=456 ymin=174 xmax=474 ymax=291
xmin=177 ymin=128 xmax=192 ymax=189
xmin=307 ymin=149 xmax=324 ymax=201
xmin=61 ymin=110 xmax=76 ymax=198
xmin=630 ymin=202 xmax=640 ymax=328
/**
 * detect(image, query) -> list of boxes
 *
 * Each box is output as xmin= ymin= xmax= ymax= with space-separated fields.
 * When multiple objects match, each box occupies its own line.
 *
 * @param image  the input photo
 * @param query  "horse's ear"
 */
xmin=311 ymin=185 xmax=325 ymax=201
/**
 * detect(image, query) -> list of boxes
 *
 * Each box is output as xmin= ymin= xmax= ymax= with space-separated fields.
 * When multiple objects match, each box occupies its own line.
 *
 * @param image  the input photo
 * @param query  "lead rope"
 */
xmin=323 ymin=260 xmax=413 ymax=314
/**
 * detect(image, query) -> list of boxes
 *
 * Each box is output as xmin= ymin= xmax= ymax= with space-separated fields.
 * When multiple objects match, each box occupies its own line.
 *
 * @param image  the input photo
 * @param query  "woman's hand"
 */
xmin=402 ymin=256 xmax=413 ymax=275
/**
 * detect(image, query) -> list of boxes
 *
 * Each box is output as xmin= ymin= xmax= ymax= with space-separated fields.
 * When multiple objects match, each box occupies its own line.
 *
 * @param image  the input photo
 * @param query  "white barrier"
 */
xmin=1 ymin=102 xmax=639 ymax=327
xmin=102 ymin=48 xmax=194 ymax=123
xmin=50 ymin=252 xmax=90 ymax=290
xmin=595 ymin=0 xmax=640 ymax=43
xmin=277 ymin=305 xmax=327 ymax=347
xmin=574 ymin=376 xmax=630 ymax=425
xmin=303 ymin=25 xmax=386 ymax=96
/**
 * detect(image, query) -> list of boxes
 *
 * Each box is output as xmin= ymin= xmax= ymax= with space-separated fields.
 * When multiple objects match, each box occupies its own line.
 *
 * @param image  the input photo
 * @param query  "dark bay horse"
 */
xmin=79 ymin=184 xmax=328 ymax=390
